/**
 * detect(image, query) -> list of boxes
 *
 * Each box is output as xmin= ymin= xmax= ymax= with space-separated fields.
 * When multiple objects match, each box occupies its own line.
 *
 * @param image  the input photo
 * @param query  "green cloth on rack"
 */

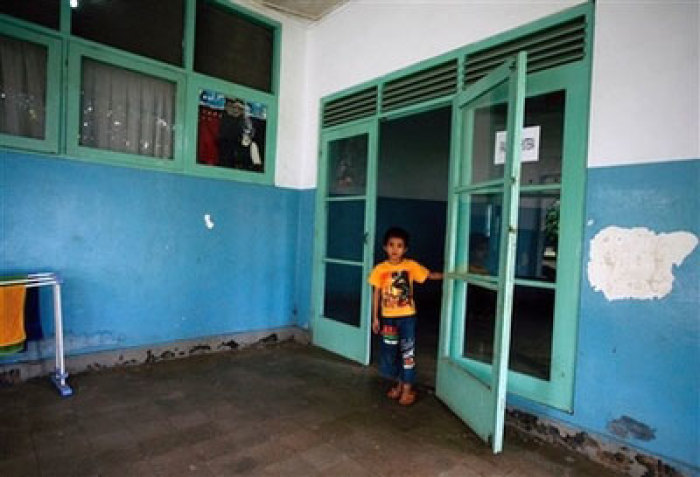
xmin=0 ymin=343 xmax=24 ymax=356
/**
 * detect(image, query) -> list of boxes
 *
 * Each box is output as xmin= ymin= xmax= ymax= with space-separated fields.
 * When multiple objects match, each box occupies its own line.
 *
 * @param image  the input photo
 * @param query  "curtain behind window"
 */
xmin=80 ymin=59 xmax=175 ymax=159
xmin=0 ymin=34 xmax=47 ymax=139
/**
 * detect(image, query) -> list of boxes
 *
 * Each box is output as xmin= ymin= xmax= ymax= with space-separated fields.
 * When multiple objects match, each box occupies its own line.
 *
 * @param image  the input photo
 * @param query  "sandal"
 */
xmin=387 ymin=384 xmax=402 ymax=399
xmin=399 ymin=389 xmax=417 ymax=406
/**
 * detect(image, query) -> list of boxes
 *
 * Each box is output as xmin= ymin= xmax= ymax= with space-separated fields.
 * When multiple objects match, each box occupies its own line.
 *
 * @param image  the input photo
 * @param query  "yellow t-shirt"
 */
xmin=368 ymin=259 xmax=429 ymax=318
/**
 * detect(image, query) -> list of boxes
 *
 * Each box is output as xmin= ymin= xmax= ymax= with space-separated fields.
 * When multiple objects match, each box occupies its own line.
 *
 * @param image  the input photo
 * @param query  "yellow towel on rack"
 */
xmin=0 ymin=285 xmax=27 ymax=347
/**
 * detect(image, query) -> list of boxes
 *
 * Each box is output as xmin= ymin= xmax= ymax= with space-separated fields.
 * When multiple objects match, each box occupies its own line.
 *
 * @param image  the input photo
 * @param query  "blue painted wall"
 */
xmin=294 ymin=189 xmax=315 ymax=329
xmin=3 ymin=147 xmax=698 ymax=472
xmin=0 ymin=150 xmax=314 ymax=358
xmin=511 ymin=159 xmax=700 ymax=472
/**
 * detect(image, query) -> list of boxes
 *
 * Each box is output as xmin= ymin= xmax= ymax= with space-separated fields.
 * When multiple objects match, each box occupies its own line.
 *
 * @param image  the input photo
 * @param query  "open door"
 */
xmin=312 ymin=120 xmax=377 ymax=365
xmin=436 ymin=53 xmax=527 ymax=453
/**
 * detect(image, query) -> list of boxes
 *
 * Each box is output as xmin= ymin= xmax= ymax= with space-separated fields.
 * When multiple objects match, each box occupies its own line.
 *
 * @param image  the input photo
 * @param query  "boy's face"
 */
xmin=384 ymin=237 xmax=407 ymax=263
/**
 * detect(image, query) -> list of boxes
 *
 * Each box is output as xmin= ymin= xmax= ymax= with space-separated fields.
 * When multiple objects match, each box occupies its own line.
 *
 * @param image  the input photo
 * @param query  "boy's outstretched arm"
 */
xmin=428 ymin=271 xmax=444 ymax=280
xmin=372 ymin=287 xmax=380 ymax=334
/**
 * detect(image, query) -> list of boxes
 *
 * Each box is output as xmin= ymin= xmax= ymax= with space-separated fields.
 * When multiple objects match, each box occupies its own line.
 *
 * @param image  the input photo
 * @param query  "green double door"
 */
xmin=313 ymin=55 xmax=530 ymax=452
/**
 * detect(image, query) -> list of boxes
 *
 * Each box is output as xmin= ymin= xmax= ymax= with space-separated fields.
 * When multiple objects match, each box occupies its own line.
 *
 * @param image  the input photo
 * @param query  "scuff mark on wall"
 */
xmin=587 ymin=227 xmax=697 ymax=300
xmin=35 ymin=332 xmax=121 ymax=356
xmin=204 ymin=213 xmax=215 ymax=229
xmin=608 ymin=415 xmax=656 ymax=441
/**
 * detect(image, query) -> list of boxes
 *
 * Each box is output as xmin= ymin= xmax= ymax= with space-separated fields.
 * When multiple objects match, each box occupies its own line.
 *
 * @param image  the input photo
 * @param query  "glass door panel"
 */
xmin=326 ymin=201 xmax=366 ymax=262
xmin=328 ymin=134 xmax=368 ymax=196
xmin=468 ymin=97 xmax=508 ymax=184
xmin=463 ymin=285 xmax=555 ymax=381
xmin=509 ymin=286 xmax=554 ymax=380
xmin=516 ymin=192 xmax=560 ymax=283
xmin=455 ymin=193 xmax=503 ymax=277
xmin=463 ymin=284 xmax=497 ymax=363
xmin=323 ymin=263 xmax=363 ymax=327
xmin=520 ymin=90 xmax=565 ymax=186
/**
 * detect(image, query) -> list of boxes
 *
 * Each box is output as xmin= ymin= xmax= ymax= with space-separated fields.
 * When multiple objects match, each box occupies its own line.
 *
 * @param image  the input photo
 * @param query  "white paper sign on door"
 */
xmin=494 ymin=125 xmax=541 ymax=165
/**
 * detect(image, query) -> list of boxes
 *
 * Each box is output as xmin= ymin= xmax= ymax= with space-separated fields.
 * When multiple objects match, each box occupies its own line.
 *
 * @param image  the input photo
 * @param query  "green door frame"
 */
xmin=311 ymin=119 xmax=379 ymax=365
xmin=313 ymin=2 xmax=592 ymax=415
xmin=457 ymin=62 xmax=588 ymax=410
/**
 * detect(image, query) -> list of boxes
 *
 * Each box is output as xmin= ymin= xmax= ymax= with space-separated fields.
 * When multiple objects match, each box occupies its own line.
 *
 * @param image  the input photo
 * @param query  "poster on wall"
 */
xmin=197 ymin=89 xmax=267 ymax=173
xmin=494 ymin=125 xmax=540 ymax=165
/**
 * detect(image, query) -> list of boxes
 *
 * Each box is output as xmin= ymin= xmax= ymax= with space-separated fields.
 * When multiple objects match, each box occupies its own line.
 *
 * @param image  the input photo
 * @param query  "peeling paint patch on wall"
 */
xmin=587 ymin=227 xmax=698 ymax=300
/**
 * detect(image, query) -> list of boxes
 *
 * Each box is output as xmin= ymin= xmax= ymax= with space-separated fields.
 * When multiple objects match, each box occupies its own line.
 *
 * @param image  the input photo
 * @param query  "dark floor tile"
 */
xmin=261 ymin=454 xmax=324 ymax=476
xmin=0 ymin=454 xmax=40 ymax=477
xmin=0 ymin=431 xmax=35 ymax=460
xmin=150 ymin=447 xmax=213 ymax=477
xmin=0 ymin=343 xmax=626 ymax=477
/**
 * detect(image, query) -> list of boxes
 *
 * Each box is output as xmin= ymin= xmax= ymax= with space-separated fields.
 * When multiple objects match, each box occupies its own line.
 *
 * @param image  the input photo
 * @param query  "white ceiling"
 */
xmin=255 ymin=0 xmax=347 ymax=21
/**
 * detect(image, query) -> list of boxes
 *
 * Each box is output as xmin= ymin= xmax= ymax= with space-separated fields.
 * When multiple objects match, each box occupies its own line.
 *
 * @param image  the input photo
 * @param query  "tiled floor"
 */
xmin=0 ymin=342 xmax=624 ymax=476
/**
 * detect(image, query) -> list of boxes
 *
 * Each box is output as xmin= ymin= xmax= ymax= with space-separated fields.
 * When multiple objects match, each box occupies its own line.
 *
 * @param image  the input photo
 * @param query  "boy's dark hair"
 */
xmin=383 ymin=227 xmax=409 ymax=247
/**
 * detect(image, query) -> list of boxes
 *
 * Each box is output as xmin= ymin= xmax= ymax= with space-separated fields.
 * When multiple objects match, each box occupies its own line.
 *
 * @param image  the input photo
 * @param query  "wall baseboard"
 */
xmin=506 ymin=409 xmax=690 ymax=477
xmin=0 ymin=326 xmax=311 ymax=386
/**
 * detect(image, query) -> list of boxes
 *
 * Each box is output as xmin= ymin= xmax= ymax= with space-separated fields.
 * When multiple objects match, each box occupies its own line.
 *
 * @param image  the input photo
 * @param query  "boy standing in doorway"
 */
xmin=369 ymin=227 xmax=443 ymax=405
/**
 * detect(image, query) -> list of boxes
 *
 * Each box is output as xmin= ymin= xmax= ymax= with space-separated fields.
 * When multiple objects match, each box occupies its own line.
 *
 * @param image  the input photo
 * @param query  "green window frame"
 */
xmin=0 ymin=0 xmax=281 ymax=185
xmin=185 ymin=73 xmax=277 ymax=185
xmin=65 ymin=41 xmax=187 ymax=171
xmin=0 ymin=20 xmax=62 ymax=154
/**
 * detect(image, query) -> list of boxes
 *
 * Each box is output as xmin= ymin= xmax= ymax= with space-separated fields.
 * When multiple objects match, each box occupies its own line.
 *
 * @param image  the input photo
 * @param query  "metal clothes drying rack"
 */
xmin=0 ymin=273 xmax=73 ymax=397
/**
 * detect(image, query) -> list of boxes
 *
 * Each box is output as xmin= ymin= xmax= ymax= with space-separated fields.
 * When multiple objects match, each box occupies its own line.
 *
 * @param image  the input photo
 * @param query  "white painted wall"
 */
xmin=588 ymin=0 xmax=700 ymax=167
xmin=254 ymin=0 xmax=699 ymax=188
xmin=299 ymin=0 xmax=583 ymax=189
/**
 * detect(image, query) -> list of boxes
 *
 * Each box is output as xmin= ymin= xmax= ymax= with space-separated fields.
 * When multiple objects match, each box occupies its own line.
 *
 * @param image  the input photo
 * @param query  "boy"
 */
xmin=369 ymin=227 xmax=443 ymax=406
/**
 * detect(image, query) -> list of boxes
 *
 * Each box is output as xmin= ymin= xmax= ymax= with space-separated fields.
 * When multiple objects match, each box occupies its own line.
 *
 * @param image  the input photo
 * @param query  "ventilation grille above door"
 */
xmin=382 ymin=59 xmax=458 ymax=112
xmin=322 ymin=86 xmax=378 ymax=128
xmin=464 ymin=16 xmax=587 ymax=86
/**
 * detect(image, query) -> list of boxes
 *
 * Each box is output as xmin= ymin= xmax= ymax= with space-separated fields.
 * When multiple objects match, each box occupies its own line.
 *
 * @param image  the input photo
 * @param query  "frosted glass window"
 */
xmin=79 ymin=59 xmax=175 ymax=159
xmin=0 ymin=34 xmax=47 ymax=139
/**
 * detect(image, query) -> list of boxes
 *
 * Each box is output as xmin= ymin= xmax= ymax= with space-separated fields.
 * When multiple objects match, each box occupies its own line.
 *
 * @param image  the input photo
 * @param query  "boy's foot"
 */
xmin=387 ymin=384 xmax=402 ymax=399
xmin=399 ymin=389 xmax=417 ymax=406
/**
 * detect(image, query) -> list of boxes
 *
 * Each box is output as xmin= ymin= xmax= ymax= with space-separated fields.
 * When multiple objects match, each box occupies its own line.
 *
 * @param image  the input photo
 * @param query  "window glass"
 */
xmin=195 ymin=1 xmax=274 ymax=92
xmin=0 ymin=34 xmax=47 ymax=139
xmin=468 ymin=90 xmax=507 ymax=185
xmin=72 ymin=0 xmax=184 ymax=66
xmin=463 ymin=285 xmax=554 ymax=380
xmin=516 ymin=192 xmax=560 ymax=282
xmin=79 ymin=58 xmax=176 ymax=159
xmin=521 ymin=90 xmax=565 ymax=186
xmin=197 ymin=89 xmax=268 ymax=172
xmin=455 ymin=193 xmax=502 ymax=276
xmin=326 ymin=200 xmax=365 ymax=261
xmin=323 ymin=263 xmax=362 ymax=327
xmin=469 ymin=91 xmax=565 ymax=186
xmin=0 ymin=0 xmax=60 ymax=30
xmin=327 ymin=135 xmax=368 ymax=197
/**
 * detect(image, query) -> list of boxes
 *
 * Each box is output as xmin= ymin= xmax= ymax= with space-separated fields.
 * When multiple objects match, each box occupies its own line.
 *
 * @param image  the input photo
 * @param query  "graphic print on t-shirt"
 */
xmin=383 ymin=270 xmax=412 ymax=310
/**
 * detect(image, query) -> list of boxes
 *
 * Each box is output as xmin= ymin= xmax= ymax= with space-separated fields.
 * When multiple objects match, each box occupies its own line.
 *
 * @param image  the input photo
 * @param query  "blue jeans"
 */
xmin=379 ymin=316 xmax=416 ymax=384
